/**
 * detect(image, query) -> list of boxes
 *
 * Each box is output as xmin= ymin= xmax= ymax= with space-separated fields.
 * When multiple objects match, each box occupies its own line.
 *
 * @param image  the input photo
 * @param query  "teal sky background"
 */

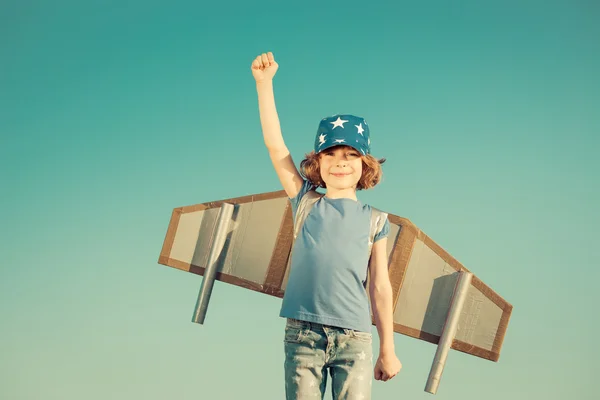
xmin=1 ymin=1 xmax=598 ymax=399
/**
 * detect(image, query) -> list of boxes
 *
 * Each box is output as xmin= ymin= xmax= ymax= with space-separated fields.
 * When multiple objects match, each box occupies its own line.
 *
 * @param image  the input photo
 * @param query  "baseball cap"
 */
xmin=314 ymin=114 xmax=371 ymax=156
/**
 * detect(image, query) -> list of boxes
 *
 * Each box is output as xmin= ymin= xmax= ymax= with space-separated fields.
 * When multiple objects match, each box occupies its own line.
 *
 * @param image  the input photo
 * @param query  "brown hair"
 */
xmin=299 ymin=148 xmax=386 ymax=190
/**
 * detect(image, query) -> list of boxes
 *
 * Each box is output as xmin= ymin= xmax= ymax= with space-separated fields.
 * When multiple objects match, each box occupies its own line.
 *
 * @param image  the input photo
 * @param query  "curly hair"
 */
xmin=299 ymin=149 xmax=386 ymax=190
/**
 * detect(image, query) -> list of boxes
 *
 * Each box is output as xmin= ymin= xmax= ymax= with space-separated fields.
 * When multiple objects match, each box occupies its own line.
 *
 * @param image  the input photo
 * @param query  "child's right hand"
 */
xmin=251 ymin=52 xmax=278 ymax=83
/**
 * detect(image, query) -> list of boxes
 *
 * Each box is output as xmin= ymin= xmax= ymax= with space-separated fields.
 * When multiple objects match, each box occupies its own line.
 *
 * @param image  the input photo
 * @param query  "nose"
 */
xmin=335 ymin=154 xmax=349 ymax=167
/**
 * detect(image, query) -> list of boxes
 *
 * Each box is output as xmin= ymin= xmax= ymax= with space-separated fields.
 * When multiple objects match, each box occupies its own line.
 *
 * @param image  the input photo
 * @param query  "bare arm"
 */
xmin=369 ymin=236 xmax=403 ymax=381
xmin=368 ymin=237 xmax=396 ymax=356
xmin=252 ymin=52 xmax=303 ymax=198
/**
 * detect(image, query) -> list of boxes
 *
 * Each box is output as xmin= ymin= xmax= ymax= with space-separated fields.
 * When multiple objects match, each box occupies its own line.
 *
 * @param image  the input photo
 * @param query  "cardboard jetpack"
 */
xmin=158 ymin=189 xmax=512 ymax=394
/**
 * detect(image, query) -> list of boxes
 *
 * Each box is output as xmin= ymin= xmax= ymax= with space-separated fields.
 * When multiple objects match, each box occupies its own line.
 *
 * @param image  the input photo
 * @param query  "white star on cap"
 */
xmin=355 ymin=123 xmax=365 ymax=135
xmin=330 ymin=116 xmax=348 ymax=129
xmin=319 ymin=133 xmax=326 ymax=146
xmin=334 ymin=139 xmax=345 ymax=144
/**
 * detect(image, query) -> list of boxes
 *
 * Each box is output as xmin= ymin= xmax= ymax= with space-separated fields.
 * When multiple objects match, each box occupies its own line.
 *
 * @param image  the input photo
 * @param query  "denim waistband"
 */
xmin=286 ymin=318 xmax=352 ymax=333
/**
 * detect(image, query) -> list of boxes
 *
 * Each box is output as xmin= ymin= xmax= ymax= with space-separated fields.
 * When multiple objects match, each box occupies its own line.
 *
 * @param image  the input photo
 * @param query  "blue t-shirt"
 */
xmin=279 ymin=179 xmax=390 ymax=332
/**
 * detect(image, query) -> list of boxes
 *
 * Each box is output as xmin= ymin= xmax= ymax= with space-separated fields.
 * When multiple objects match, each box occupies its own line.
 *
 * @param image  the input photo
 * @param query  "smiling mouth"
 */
xmin=331 ymin=173 xmax=350 ymax=177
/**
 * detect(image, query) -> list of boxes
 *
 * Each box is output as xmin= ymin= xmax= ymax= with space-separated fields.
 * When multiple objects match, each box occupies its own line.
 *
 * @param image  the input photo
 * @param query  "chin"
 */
xmin=324 ymin=179 xmax=360 ymax=191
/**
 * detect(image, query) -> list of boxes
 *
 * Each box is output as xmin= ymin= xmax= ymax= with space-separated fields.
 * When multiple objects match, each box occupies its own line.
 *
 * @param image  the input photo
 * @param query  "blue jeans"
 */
xmin=283 ymin=318 xmax=373 ymax=400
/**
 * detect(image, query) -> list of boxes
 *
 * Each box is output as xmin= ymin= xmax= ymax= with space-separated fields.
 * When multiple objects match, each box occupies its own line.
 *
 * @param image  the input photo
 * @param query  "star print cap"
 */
xmin=314 ymin=114 xmax=371 ymax=156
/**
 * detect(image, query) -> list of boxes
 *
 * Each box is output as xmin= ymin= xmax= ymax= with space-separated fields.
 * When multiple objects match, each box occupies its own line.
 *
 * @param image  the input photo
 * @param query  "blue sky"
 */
xmin=1 ymin=1 xmax=598 ymax=399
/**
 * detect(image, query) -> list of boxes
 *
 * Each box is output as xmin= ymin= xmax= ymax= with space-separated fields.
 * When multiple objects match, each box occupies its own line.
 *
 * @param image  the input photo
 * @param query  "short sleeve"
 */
xmin=289 ymin=179 xmax=315 ymax=217
xmin=374 ymin=216 xmax=390 ymax=243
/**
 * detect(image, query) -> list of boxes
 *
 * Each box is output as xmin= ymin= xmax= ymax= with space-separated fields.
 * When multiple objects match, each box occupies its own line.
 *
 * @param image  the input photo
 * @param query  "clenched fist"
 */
xmin=251 ymin=52 xmax=279 ymax=83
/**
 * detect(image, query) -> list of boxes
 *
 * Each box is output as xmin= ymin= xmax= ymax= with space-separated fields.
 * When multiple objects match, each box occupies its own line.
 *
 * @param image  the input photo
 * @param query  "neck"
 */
xmin=324 ymin=187 xmax=358 ymax=201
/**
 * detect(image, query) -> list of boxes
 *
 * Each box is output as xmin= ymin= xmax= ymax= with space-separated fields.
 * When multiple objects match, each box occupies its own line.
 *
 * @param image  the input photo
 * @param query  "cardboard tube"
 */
xmin=425 ymin=271 xmax=473 ymax=394
xmin=192 ymin=203 xmax=234 ymax=324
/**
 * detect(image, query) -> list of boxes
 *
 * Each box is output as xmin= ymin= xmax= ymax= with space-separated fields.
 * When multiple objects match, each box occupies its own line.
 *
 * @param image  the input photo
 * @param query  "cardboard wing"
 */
xmin=158 ymin=190 xmax=512 ymax=362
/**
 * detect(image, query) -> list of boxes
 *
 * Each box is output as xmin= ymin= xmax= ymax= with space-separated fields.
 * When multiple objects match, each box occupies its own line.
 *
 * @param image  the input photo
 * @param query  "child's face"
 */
xmin=318 ymin=145 xmax=362 ymax=190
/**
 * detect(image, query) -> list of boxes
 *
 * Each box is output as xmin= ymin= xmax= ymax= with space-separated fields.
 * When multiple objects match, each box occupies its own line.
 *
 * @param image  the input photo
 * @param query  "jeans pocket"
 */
xmin=284 ymin=326 xmax=304 ymax=343
xmin=351 ymin=330 xmax=372 ymax=343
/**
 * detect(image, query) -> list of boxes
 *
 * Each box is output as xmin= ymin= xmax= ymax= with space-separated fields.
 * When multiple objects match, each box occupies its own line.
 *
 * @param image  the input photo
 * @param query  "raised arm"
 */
xmin=252 ymin=52 xmax=303 ymax=199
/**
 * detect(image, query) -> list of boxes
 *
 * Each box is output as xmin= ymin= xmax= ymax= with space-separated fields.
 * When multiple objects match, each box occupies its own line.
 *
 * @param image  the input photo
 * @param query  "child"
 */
xmin=252 ymin=52 xmax=402 ymax=400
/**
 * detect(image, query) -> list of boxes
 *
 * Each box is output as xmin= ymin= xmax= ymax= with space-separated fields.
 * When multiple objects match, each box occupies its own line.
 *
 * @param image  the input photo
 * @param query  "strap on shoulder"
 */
xmin=293 ymin=189 xmax=323 ymax=239
xmin=368 ymin=207 xmax=388 ymax=254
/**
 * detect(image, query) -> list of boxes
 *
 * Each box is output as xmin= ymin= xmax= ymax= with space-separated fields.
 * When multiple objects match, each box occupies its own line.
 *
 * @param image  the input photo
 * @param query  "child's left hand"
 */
xmin=374 ymin=353 xmax=402 ymax=382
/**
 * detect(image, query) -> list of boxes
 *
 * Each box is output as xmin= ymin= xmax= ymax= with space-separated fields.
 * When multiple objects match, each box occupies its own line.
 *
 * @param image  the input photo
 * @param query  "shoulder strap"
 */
xmin=293 ymin=189 xmax=323 ymax=239
xmin=368 ymin=207 xmax=388 ymax=254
